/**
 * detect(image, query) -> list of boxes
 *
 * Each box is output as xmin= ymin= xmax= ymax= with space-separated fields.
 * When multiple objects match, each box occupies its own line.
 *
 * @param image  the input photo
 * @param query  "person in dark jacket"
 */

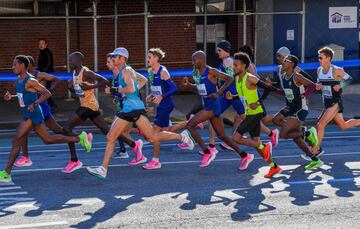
xmin=38 ymin=38 xmax=57 ymax=112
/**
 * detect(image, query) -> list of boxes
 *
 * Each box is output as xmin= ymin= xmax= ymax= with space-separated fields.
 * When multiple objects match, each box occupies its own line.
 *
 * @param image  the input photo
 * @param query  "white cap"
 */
xmin=109 ymin=47 xmax=129 ymax=59
xmin=276 ymin=47 xmax=290 ymax=57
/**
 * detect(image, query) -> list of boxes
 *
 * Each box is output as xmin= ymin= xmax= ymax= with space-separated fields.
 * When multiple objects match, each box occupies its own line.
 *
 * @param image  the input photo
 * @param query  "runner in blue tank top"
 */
xmin=0 ymin=55 xmax=92 ymax=182
xmin=181 ymin=51 xmax=252 ymax=168
xmin=87 ymin=47 xmax=195 ymax=179
xmin=142 ymin=48 xmax=178 ymax=169
xmin=13 ymin=56 xmax=79 ymax=170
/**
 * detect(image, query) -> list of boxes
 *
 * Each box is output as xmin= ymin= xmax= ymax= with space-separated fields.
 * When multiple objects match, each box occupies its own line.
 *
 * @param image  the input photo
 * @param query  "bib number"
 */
xmin=196 ymin=84 xmax=207 ymax=96
xmin=284 ymin=88 xmax=294 ymax=101
xmin=17 ymin=93 xmax=25 ymax=108
xmin=151 ymin=86 xmax=162 ymax=97
xmin=322 ymin=85 xmax=332 ymax=98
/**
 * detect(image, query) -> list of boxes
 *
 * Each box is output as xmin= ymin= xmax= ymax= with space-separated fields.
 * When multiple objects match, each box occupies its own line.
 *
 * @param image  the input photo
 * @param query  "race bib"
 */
xmin=17 ymin=93 xmax=25 ymax=108
xmin=322 ymin=85 xmax=332 ymax=98
xmin=196 ymin=84 xmax=207 ymax=96
xmin=284 ymin=88 xmax=294 ymax=101
xmin=151 ymin=86 xmax=162 ymax=97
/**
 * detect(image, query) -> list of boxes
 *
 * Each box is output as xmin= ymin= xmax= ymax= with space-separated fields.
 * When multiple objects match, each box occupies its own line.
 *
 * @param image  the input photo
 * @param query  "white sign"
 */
xmin=286 ymin=30 xmax=294 ymax=40
xmin=329 ymin=7 xmax=357 ymax=29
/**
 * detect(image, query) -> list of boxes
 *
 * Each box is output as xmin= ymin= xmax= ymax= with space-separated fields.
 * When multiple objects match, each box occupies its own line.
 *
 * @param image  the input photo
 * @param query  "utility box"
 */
xmin=326 ymin=43 xmax=345 ymax=60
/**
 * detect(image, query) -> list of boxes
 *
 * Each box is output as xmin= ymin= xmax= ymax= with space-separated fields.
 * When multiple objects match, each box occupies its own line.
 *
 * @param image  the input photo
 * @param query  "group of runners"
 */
xmin=1 ymin=41 xmax=358 ymax=182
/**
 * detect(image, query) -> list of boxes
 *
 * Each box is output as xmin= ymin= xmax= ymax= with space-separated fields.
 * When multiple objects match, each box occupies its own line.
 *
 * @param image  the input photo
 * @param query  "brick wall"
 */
xmin=0 ymin=0 xmax=253 ymax=96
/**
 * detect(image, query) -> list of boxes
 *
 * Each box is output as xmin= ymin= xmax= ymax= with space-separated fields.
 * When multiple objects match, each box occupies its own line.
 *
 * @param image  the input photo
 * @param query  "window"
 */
xmin=196 ymin=0 xmax=235 ymax=13
xmin=0 ymin=1 xmax=33 ymax=16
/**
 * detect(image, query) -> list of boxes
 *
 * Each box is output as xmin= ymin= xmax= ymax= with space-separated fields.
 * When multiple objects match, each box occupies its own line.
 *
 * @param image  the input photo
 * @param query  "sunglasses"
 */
xmin=216 ymin=49 xmax=222 ymax=53
xmin=284 ymin=59 xmax=293 ymax=63
xmin=318 ymin=56 xmax=325 ymax=60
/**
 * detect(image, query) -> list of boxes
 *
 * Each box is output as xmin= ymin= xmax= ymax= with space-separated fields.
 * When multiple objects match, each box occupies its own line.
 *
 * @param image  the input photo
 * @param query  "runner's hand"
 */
xmin=3 ymin=91 xmax=12 ymax=101
xmin=333 ymin=84 xmax=341 ymax=92
xmin=225 ymin=91 xmax=233 ymax=100
xmin=146 ymin=94 xmax=154 ymax=103
xmin=249 ymin=102 xmax=259 ymax=110
xmin=183 ymin=77 xmax=189 ymax=86
xmin=28 ymin=103 xmax=35 ymax=112
xmin=153 ymin=95 xmax=163 ymax=104
xmin=315 ymin=83 xmax=323 ymax=91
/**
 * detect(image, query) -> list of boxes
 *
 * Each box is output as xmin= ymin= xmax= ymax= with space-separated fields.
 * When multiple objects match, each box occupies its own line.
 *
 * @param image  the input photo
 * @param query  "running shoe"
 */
xmin=79 ymin=131 xmax=93 ymax=153
xmin=198 ymin=146 xmax=219 ymax=156
xmin=14 ymin=156 xmax=32 ymax=167
xmin=220 ymin=142 xmax=235 ymax=151
xmin=300 ymin=147 xmax=325 ymax=161
xmin=306 ymin=127 xmax=318 ymax=147
xmin=0 ymin=171 xmax=12 ymax=183
xmin=260 ymin=142 xmax=273 ymax=162
xmin=304 ymin=159 xmax=324 ymax=171
xmin=200 ymin=152 xmax=216 ymax=167
xmin=269 ymin=129 xmax=280 ymax=147
xmin=264 ymin=166 xmax=281 ymax=178
xmin=142 ymin=160 xmax=161 ymax=170
xmin=239 ymin=153 xmax=254 ymax=171
xmin=113 ymin=149 xmax=129 ymax=159
xmin=128 ymin=155 xmax=147 ymax=165
xmin=179 ymin=130 xmax=195 ymax=150
xmin=62 ymin=160 xmax=83 ymax=173
xmin=87 ymin=166 xmax=107 ymax=179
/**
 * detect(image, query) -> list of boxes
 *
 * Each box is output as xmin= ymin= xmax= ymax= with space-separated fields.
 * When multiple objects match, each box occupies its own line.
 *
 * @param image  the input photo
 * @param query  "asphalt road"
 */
xmin=0 ymin=125 xmax=360 ymax=229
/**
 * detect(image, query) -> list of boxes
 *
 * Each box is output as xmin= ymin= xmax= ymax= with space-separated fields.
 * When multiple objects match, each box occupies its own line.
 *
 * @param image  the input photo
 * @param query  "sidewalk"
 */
xmin=1 ymin=85 xmax=360 ymax=130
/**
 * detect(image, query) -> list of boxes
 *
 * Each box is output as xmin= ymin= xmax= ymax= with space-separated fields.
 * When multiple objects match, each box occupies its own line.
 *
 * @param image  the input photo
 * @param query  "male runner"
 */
xmin=0 ymin=55 xmax=91 ymax=182
xmin=87 ymin=47 xmax=194 ymax=179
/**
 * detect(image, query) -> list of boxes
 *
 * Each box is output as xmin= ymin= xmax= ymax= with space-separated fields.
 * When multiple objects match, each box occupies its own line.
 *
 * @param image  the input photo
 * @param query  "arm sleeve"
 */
xmin=162 ymin=79 xmax=178 ymax=98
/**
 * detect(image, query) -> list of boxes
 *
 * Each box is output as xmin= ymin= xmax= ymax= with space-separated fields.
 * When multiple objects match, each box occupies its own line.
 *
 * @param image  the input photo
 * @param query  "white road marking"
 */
xmin=0 ymin=221 xmax=68 ymax=229
xmin=0 ymin=186 xmax=21 ymax=191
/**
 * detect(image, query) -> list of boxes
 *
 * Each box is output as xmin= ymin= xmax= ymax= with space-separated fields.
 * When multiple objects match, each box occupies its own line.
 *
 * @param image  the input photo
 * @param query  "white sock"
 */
xmin=152 ymin=157 xmax=159 ymax=162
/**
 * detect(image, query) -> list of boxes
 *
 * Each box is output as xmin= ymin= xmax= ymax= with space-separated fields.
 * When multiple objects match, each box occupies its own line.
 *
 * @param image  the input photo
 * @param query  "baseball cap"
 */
xmin=109 ymin=47 xmax=129 ymax=59
xmin=276 ymin=47 xmax=290 ymax=57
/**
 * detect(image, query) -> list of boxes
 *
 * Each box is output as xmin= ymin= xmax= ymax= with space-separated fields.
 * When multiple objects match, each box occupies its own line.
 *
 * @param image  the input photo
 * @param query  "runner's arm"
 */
xmin=82 ymin=70 xmax=109 ymax=90
xmin=28 ymin=78 xmax=51 ymax=105
xmin=135 ymin=71 xmax=148 ymax=90
xmin=37 ymin=72 xmax=60 ymax=91
xmin=209 ymin=68 xmax=233 ymax=97
xmin=160 ymin=70 xmax=177 ymax=98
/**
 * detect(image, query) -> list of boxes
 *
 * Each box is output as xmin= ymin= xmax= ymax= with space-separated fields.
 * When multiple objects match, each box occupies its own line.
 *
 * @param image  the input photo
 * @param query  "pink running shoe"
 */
xmin=132 ymin=139 xmax=144 ymax=160
xmin=128 ymin=155 xmax=147 ymax=166
xmin=62 ymin=160 xmax=83 ymax=173
xmin=14 ymin=156 xmax=32 ymax=167
xmin=198 ymin=146 xmax=218 ymax=156
xmin=239 ymin=153 xmax=254 ymax=171
xmin=142 ymin=160 xmax=161 ymax=170
xmin=200 ymin=152 xmax=216 ymax=167
xmin=269 ymin=129 xmax=279 ymax=147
